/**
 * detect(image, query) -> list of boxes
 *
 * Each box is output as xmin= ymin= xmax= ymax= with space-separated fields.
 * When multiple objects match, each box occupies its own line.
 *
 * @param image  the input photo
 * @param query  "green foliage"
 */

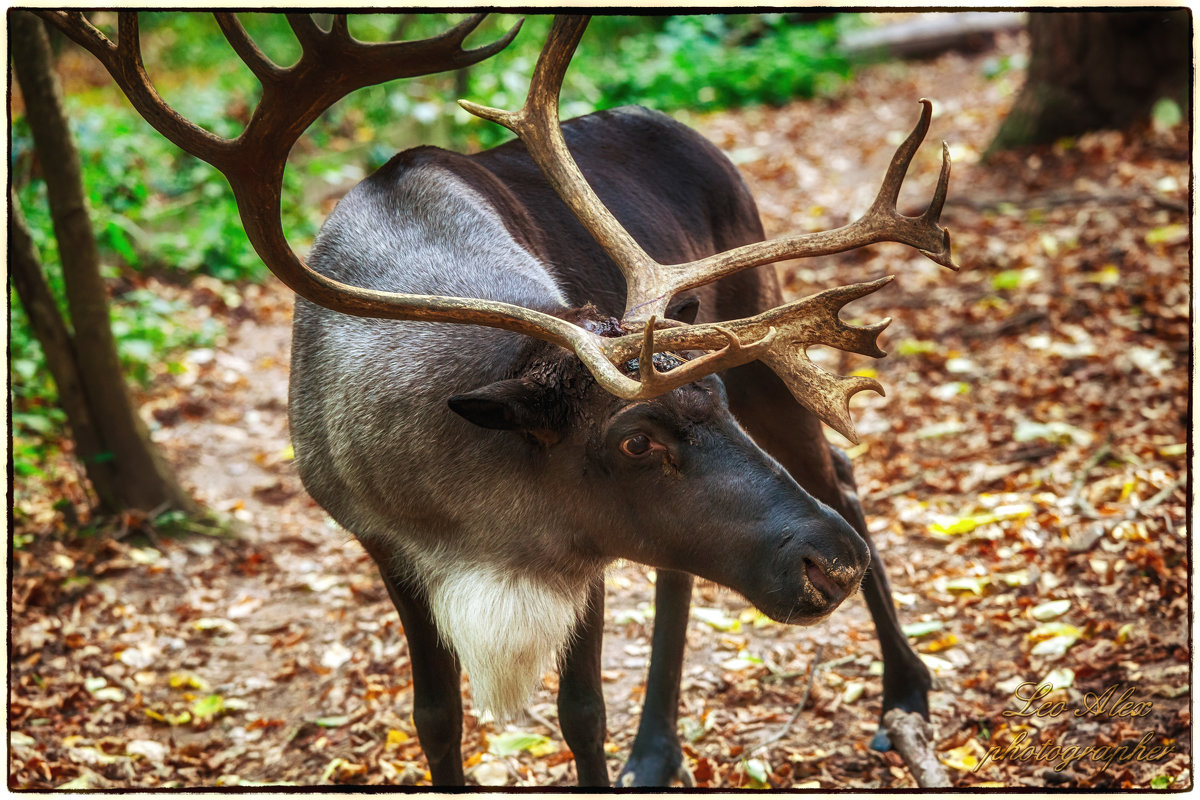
xmin=587 ymin=15 xmax=851 ymax=112
xmin=460 ymin=14 xmax=852 ymax=149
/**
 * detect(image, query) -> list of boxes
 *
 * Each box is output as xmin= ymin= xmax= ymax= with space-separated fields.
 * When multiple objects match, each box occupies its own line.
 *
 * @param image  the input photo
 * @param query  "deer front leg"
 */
xmin=556 ymin=578 xmax=609 ymax=786
xmin=830 ymin=448 xmax=932 ymax=750
xmin=618 ymin=569 xmax=694 ymax=787
xmin=370 ymin=558 xmax=466 ymax=785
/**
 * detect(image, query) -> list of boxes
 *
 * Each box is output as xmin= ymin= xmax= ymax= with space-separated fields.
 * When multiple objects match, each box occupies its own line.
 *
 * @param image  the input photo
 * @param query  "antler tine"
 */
xmin=925 ymin=142 xmax=952 ymax=224
xmin=330 ymin=14 xmax=351 ymax=42
xmin=286 ymin=13 xmax=325 ymax=50
xmin=871 ymin=98 xmax=933 ymax=213
xmin=213 ymin=13 xmax=283 ymax=85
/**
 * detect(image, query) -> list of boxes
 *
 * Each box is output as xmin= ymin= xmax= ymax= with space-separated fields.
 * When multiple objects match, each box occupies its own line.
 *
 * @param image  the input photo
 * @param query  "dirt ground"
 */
xmin=9 ymin=29 xmax=1191 ymax=790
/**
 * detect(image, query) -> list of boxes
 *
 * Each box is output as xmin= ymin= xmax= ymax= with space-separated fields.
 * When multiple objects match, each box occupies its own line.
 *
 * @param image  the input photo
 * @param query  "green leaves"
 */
xmin=595 ymin=15 xmax=850 ymax=113
xmin=488 ymin=731 xmax=557 ymax=757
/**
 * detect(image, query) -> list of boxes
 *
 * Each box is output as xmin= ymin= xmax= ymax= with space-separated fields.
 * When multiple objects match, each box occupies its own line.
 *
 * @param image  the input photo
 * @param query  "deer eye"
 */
xmin=619 ymin=434 xmax=654 ymax=457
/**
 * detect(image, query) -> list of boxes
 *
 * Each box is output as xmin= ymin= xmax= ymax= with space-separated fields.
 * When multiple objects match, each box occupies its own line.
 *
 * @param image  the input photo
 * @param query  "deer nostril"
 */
xmin=804 ymin=557 xmax=843 ymax=601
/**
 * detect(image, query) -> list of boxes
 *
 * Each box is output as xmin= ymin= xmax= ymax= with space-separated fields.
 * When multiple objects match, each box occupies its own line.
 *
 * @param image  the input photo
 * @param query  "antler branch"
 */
xmin=599 ymin=278 xmax=895 ymax=442
xmin=459 ymin=15 xmax=662 ymax=297
xmin=213 ymin=13 xmax=283 ymax=85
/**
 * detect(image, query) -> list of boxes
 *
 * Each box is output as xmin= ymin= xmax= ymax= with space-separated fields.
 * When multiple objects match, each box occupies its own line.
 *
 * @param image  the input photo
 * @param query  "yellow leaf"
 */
xmin=1039 ymin=232 xmax=1060 ymax=257
xmin=281 ymin=443 xmax=295 ymax=461
xmin=924 ymin=633 xmax=959 ymax=653
xmin=529 ymin=739 xmax=560 ymax=758
xmin=738 ymin=608 xmax=775 ymax=628
xmin=930 ymin=505 xmax=1031 ymax=536
xmin=170 ymin=672 xmax=209 ymax=691
xmin=1145 ymin=223 xmax=1188 ymax=246
xmin=849 ymin=367 xmax=878 ymax=379
xmin=1028 ymin=623 xmax=1083 ymax=657
xmin=1028 ymin=622 xmax=1083 ymax=643
xmin=1029 ymin=599 xmax=1071 ymax=621
xmin=691 ymin=607 xmax=740 ymax=632
xmin=321 ymin=758 xmax=347 ymax=782
xmin=940 ymin=740 xmax=986 ymax=771
xmin=1083 ymin=264 xmax=1120 ymax=285
xmin=998 ymin=570 xmax=1033 ymax=587
xmin=1031 ymin=635 xmax=1078 ymax=657
xmin=918 ymin=653 xmax=957 ymax=675
xmin=386 ymin=729 xmax=410 ymax=749
xmin=943 ymin=576 xmax=991 ymax=595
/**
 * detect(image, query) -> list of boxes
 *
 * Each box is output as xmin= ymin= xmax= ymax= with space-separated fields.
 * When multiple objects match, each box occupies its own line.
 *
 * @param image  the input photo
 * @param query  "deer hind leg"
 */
xmin=556 ymin=577 xmax=609 ymax=786
xmin=617 ymin=569 xmax=695 ymax=787
xmin=368 ymin=552 xmax=466 ymax=785
xmin=829 ymin=447 xmax=932 ymax=750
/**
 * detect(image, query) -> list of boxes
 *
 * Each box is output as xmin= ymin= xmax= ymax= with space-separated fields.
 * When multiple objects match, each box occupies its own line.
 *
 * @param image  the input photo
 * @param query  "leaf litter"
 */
xmin=10 ymin=25 xmax=1189 ymax=790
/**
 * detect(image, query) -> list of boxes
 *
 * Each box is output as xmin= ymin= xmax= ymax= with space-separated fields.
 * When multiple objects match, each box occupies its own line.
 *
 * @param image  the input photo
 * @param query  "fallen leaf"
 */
xmin=1030 ymin=599 xmax=1071 ymax=621
xmin=691 ymin=607 xmax=740 ymax=632
xmin=489 ymin=731 xmax=555 ymax=758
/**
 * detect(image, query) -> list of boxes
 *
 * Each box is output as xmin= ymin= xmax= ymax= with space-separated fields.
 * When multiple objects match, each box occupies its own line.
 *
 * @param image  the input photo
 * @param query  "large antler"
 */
xmin=463 ymin=15 xmax=957 ymax=440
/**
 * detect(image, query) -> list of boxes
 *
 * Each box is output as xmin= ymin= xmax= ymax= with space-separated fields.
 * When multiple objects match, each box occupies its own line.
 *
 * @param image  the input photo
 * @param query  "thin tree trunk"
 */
xmin=9 ymin=192 xmax=114 ymax=509
xmin=10 ymin=10 xmax=195 ymax=515
xmin=989 ymin=10 xmax=1191 ymax=153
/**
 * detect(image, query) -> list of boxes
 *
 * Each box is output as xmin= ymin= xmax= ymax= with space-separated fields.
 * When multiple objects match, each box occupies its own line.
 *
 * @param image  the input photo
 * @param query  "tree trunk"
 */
xmin=10 ymin=10 xmax=195 ymax=515
xmin=989 ymin=10 xmax=1191 ymax=153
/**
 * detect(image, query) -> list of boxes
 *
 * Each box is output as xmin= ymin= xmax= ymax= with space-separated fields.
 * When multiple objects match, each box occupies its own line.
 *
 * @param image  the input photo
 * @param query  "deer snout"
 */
xmin=771 ymin=514 xmax=870 ymax=623
xmin=801 ymin=542 xmax=867 ymax=606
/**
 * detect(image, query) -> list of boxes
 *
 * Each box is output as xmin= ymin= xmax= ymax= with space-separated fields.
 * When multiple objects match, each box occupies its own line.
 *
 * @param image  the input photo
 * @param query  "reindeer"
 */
xmin=41 ymin=12 xmax=955 ymax=786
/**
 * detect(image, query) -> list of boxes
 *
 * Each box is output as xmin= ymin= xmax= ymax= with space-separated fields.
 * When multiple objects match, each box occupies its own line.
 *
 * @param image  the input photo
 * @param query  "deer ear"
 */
xmin=448 ymin=379 xmax=560 ymax=445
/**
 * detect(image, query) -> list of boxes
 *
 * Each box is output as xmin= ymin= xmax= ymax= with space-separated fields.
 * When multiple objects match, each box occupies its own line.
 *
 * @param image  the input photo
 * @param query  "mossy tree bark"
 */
xmin=10 ymin=11 xmax=196 ymax=515
xmin=989 ymin=10 xmax=1191 ymax=154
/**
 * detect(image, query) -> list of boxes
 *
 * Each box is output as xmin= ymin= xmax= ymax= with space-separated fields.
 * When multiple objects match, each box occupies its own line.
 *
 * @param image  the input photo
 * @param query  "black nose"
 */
xmin=793 ymin=510 xmax=869 ymax=614
xmin=802 ymin=547 xmax=866 ymax=604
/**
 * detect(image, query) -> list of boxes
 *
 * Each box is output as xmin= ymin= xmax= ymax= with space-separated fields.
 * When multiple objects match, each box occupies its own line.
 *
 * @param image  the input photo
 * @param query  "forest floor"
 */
xmin=9 ymin=31 xmax=1192 ymax=790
